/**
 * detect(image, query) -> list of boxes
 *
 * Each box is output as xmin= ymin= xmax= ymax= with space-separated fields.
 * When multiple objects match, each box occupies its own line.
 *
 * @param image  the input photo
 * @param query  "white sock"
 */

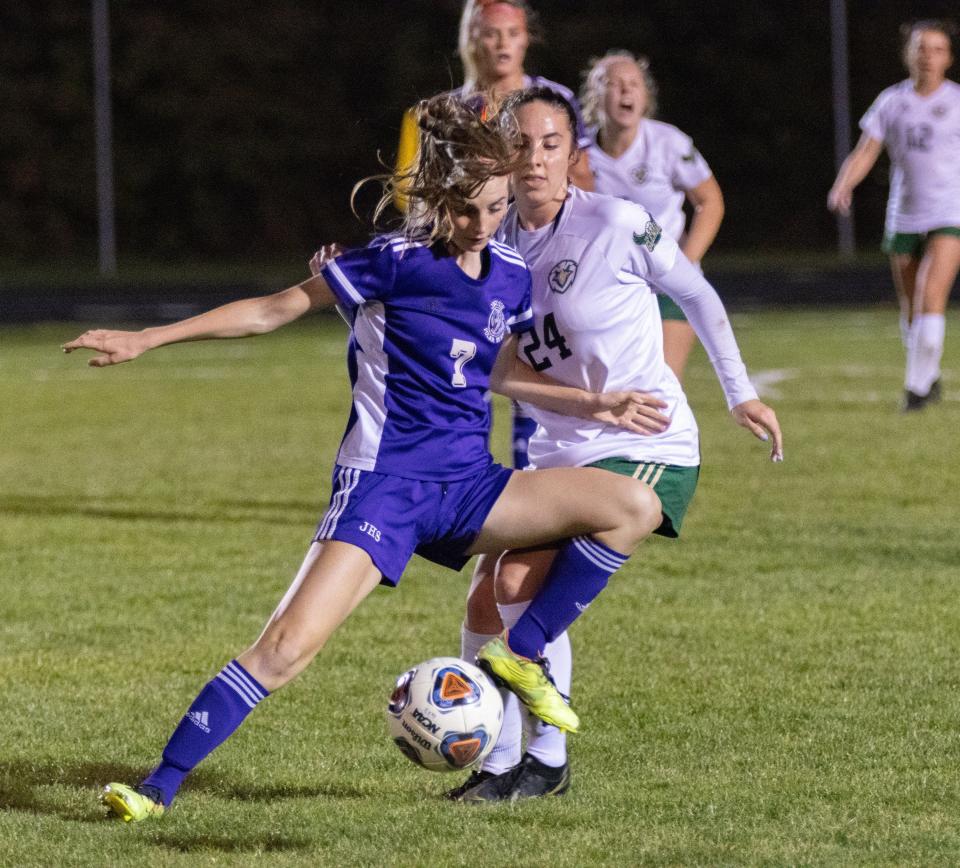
xmin=461 ymin=623 xmax=520 ymax=774
xmin=499 ymin=601 xmax=570 ymax=769
xmin=524 ymin=631 xmax=571 ymax=768
xmin=900 ymin=314 xmax=911 ymax=350
xmin=905 ymin=313 xmax=945 ymax=395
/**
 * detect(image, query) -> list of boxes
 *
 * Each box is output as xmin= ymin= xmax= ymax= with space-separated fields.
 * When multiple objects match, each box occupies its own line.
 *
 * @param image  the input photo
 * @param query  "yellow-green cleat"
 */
xmin=101 ymin=782 xmax=165 ymax=822
xmin=476 ymin=635 xmax=580 ymax=733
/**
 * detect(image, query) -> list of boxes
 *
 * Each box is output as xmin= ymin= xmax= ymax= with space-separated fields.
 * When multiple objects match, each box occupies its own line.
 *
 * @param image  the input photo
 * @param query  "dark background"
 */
xmin=2 ymin=1 xmax=957 ymax=264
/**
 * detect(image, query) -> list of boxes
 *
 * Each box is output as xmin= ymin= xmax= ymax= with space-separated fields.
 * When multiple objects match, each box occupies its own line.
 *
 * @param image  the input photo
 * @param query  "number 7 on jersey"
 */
xmin=449 ymin=339 xmax=477 ymax=388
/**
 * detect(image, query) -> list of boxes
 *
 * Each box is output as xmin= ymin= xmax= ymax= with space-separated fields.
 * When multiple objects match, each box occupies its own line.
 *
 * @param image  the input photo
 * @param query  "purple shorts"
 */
xmin=313 ymin=462 xmax=514 ymax=586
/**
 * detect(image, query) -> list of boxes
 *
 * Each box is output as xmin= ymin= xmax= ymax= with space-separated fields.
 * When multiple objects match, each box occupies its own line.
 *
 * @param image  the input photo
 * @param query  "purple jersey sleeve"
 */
xmin=321 ymin=241 xmax=398 ymax=314
xmin=508 ymin=272 xmax=534 ymax=334
xmin=488 ymin=241 xmax=535 ymax=333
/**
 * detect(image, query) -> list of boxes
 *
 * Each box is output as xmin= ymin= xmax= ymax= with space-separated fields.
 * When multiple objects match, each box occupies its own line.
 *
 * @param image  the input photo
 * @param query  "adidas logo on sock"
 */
xmin=187 ymin=710 xmax=211 ymax=733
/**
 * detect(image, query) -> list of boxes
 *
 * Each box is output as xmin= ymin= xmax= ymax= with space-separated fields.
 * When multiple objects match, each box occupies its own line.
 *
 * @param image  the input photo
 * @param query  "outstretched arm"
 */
xmin=827 ymin=133 xmax=883 ymax=216
xmin=62 ymin=274 xmax=337 ymax=367
xmin=489 ymin=335 xmax=670 ymax=435
xmin=655 ymin=255 xmax=783 ymax=461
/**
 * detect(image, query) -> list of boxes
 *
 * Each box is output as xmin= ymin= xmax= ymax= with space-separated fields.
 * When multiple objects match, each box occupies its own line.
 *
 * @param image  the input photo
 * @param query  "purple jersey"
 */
xmin=322 ymin=236 xmax=533 ymax=481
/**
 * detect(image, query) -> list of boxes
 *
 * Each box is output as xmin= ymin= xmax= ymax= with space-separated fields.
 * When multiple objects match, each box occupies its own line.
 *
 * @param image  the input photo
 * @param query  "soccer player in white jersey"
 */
xmin=829 ymin=20 xmax=960 ymax=411
xmin=581 ymin=50 xmax=725 ymax=383
xmin=63 ymin=95 xmax=675 ymax=822
xmin=450 ymin=87 xmax=782 ymax=802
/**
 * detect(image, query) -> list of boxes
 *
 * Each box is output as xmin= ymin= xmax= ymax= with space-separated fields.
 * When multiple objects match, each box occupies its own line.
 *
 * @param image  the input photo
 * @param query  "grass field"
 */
xmin=1 ymin=308 xmax=958 ymax=866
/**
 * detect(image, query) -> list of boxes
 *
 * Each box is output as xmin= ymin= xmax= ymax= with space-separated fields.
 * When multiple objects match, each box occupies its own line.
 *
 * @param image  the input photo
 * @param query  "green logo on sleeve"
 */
xmin=633 ymin=219 xmax=662 ymax=252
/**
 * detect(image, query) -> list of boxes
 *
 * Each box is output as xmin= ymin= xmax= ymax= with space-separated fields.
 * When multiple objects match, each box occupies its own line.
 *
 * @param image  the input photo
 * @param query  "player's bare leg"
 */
xmin=103 ymin=541 xmax=381 ymax=819
xmin=464 ymin=554 xmax=502 ymax=634
xmin=890 ymin=252 xmax=920 ymax=332
xmin=469 ymin=466 xmax=660 ymax=556
xmin=900 ymin=235 xmax=960 ymax=410
xmin=239 ymin=541 xmax=383 ymax=690
xmin=915 ymin=234 xmax=960 ymax=315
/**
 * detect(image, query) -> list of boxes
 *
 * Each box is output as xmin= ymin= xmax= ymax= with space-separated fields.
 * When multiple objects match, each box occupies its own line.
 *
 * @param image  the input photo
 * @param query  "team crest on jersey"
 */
xmin=483 ymin=299 xmax=507 ymax=342
xmin=548 ymin=259 xmax=578 ymax=293
xmin=630 ymin=164 xmax=648 ymax=184
xmin=633 ymin=219 xmax=662 ymax=252
xmin=932 ymin=104 xmax=947 ymax=118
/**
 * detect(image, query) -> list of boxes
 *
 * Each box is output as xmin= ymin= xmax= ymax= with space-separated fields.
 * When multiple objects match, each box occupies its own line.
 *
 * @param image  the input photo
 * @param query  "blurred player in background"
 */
xmin=397 ymin=0 xmax=596 ymax=471
xmin=64 ymin=94 xmax=672 ymax=822
xmin=396 ymin=0 xmax=594 ymax=200
xmin=828 ymin=20 xmax=960 ymax=412
xmin=581 ymin=51 xmax=725 ymax=383
xmin=451 ymin=87 xmax=782 ymax=803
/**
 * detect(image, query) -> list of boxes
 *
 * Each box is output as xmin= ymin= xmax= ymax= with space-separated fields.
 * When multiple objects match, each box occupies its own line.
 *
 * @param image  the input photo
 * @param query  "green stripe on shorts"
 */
xmin=882 ymin=227 xmax=960 ymax=257
xmin=587 ymin=457 xmax=699 ymax=538
xmin=657 ymin=294 xmax=687 ymax=322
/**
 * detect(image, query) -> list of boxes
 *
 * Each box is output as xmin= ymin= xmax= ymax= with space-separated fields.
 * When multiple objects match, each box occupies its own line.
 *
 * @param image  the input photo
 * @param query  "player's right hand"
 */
xmin=61 ymin=329 xmax=149 ymax=367
xmin=309 ymin=243 xmax=344 ymax=276
xmin=826 ymin=186 xmax=852 ymax=216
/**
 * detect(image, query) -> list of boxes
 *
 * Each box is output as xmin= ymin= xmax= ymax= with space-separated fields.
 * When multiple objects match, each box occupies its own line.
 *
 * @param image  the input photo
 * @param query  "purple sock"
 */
xmin=507 ymin=535 xmax=628 ymax=659
xmin=142 ymin=660 xmax=268 ymax=806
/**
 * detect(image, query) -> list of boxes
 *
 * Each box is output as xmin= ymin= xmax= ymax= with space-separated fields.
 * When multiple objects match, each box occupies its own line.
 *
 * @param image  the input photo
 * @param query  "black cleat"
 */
xmin=505 ymin=753 xmax=570 ymax=801
xmin=444 ymin=768 xmax=495 ymax=801
xmin=459 ymin=753 xmax=570 ymax=803
xmin=902 ymin=379 xmax=942 ymax=412
xmin=458 ymin=765 xmax=524 ymax=803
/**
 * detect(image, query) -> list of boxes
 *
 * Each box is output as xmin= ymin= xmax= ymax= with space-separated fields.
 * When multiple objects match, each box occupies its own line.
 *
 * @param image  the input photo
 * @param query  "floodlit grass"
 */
xmin=1 ymin=308 xmax=957 ymax=866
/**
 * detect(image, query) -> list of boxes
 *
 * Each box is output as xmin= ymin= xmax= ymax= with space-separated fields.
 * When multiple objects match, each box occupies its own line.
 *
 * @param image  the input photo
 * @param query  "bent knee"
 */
xmin=618 ymin=480 xmax=663 ymax=537
xmin=247 ymin=629 xmax=321 ymax=688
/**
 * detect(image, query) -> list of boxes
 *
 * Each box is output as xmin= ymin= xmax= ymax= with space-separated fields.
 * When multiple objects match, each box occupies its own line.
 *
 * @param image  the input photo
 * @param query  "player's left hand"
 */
xmin=731 ymin=398 xmax=783 ymax=462
xmin=591 ymin=390 xmax=670 ymax=435
xmin=309 ymin=243 xmax=344 ymax=276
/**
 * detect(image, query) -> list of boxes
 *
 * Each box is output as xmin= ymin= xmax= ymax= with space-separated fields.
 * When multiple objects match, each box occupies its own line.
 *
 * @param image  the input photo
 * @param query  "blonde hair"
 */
xmin=580 ymin=50 xmax=658 ymax=128
xmin=361 ymin=94 xmax=522 ymax=245
xmin=459 ymin=0 xmax=539 ymax=94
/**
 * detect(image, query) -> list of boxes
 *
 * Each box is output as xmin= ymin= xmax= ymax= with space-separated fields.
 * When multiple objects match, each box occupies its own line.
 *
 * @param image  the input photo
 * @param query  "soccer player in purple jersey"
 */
xmin=394 ymin=1 xmax=596 ymax=468
xmin=63 ymin=95 xmax=672 ymax=822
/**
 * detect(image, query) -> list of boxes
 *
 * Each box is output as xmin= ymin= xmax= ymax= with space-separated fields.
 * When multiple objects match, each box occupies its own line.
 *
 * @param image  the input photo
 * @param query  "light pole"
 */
xmin=92 ymin=0 xmax=117 ymax=274
xmin=830 ymin=0 xmax=856 ymax=259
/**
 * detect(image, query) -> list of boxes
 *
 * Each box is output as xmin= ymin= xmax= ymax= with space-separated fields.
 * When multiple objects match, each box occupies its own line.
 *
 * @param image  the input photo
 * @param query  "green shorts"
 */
xmin=587 ymin=457 xmax=699 ymax=538
xmin=881 ymin=227 xmax=960 ymax=257
xmin=657 ymin=294 xmax=687 ymax=322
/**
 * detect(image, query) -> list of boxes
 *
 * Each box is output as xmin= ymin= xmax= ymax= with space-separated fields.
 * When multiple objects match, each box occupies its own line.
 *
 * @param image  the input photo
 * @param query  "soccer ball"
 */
xmin=386 ymin=656 xmax=503 ymax=773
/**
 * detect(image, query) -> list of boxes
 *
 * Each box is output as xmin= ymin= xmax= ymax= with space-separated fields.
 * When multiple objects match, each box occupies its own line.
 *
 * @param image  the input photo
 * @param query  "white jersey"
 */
xmin=587 ymin=118 xmax=713 ymax=241
xmin=860 ymin=79 xmax=960 ymax=233
xmin=498 ymin=187 xmax=757 ymax=469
